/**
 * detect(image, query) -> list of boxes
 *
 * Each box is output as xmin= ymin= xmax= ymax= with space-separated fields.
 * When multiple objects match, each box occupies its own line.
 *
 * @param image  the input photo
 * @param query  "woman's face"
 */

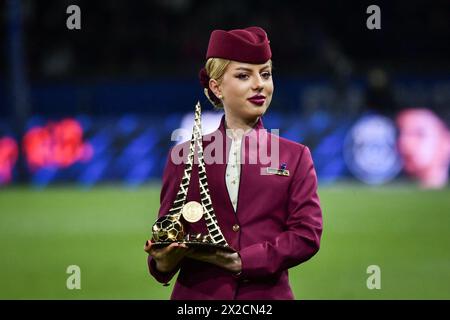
xmin=216 ymin=60 xmax=273 ymax=122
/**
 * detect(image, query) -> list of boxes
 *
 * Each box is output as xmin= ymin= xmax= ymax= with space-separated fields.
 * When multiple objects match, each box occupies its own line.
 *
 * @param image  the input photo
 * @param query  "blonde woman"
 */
xmin=145 ymin=26 xmax=323 ymax=300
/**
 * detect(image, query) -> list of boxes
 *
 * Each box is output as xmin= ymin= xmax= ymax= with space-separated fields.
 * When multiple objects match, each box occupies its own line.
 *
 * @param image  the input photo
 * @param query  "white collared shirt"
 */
xmin=225 ymin=136 xmax=242 ymax=212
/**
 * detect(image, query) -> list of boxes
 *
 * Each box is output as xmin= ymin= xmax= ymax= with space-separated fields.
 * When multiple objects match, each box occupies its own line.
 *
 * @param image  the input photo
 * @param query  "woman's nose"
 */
xmin=252 ymin=75 xmax=264 ymax=91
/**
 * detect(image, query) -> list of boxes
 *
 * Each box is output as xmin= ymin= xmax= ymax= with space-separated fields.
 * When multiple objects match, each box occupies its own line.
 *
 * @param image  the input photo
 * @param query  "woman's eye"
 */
xmin=236 ymin=74 xmax=249 ymax=80
xmin=261 ymin=72 xmax=272 ymax=79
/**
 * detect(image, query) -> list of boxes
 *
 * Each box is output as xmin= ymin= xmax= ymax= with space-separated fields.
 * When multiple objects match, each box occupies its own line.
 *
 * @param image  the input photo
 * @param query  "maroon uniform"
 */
xmin=147 ymin=116 xmax=323 ymax=300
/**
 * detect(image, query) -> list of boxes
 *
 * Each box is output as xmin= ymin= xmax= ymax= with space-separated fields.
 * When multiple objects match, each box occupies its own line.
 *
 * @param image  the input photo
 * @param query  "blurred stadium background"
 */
xmin=1 ymin=0 xmax=449 ymax=299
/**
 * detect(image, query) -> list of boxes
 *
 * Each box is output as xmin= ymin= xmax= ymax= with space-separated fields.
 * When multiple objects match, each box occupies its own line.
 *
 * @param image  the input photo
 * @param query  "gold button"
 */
xmin=232 ymin=224 xmax=240 ymax=232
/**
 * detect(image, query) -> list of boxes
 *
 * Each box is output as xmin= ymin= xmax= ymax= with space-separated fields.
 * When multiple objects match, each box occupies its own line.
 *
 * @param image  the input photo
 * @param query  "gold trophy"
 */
xmin=151 ymin=102 xmax=235 ymax=252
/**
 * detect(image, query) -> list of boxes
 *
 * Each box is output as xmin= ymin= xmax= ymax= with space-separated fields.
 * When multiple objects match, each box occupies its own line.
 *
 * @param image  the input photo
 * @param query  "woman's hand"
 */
xmin=185 ymin=248 xmax=242 ymax=274
xmin=144 ymin=241 xmax=192 ymax=273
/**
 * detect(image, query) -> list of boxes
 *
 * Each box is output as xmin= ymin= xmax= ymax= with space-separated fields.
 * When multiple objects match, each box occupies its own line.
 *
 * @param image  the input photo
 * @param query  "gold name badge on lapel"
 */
xmin=265 ymin=163 xmax=290 ymax=177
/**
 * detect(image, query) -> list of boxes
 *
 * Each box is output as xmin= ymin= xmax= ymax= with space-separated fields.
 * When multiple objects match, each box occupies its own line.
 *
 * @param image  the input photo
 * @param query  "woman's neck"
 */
xmin=224 ymin=113 xmax=259 ymax=133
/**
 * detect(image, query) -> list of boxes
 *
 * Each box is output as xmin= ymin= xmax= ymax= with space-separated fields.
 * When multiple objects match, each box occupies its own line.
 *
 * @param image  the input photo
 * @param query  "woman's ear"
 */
xmin=209 ymin=78 xmax=222 ymax=99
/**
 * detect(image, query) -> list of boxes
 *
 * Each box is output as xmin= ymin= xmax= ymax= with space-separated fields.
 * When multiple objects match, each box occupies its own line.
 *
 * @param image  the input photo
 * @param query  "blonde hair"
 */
xmin=204 ymin=58 xmax=232 ymax=109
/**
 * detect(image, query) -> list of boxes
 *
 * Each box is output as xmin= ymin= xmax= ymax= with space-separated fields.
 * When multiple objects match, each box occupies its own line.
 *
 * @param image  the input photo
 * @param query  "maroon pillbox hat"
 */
xmin=205 ymin=26 xmax=272 ymax=64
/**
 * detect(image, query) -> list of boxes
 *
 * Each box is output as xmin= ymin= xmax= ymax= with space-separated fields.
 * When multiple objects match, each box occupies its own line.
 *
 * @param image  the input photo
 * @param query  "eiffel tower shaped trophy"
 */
xmin=151 ymin=102 xmax=235 ymax=252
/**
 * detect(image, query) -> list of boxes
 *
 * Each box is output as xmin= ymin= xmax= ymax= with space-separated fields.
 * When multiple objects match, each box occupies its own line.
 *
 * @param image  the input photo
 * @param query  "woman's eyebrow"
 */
xmin=234 ymin=65 xmax=271 ymax=72
xmin=234 ymin=67 xmax=253 ymax=72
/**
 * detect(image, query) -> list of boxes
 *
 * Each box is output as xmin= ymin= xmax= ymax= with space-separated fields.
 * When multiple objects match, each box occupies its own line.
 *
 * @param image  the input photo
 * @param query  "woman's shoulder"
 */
xmin=267 ymin=133 xmax=315 ymax=167
xmin=268 ymin=132 xmax=307 ymax=152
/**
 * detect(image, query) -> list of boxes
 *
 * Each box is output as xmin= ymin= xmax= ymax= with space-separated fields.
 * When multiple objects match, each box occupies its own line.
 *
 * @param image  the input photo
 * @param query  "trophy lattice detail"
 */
xmin=151 ymin=102 xmax=234 ymax=252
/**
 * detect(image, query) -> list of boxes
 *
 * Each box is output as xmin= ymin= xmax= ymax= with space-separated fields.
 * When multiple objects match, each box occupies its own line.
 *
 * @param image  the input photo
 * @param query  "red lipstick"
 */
xmin=247 ymin=94 xmax=266 ymax=106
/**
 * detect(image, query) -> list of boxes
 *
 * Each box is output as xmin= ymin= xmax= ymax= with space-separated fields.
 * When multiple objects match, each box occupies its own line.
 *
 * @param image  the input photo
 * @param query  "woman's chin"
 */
xmin=247 ymin=102 xmax=268 ymax=114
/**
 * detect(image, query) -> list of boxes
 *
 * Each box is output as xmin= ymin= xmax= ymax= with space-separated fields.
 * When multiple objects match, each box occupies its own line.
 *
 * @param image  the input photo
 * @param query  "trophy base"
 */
xmin=151 ymin=241 xmax=236 ymax=253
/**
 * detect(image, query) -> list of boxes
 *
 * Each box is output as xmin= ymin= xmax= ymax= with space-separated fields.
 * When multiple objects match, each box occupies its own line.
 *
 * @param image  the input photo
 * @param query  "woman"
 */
xmin=144 ymin=26 xmax=323 ymax=300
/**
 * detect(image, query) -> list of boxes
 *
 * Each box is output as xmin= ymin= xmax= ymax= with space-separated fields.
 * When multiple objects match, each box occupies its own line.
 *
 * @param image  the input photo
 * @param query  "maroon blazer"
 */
xmin=147 ymin=116 xmax=323 ymax=300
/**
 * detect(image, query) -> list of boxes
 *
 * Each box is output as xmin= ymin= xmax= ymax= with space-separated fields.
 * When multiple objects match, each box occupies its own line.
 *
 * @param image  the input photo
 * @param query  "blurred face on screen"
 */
xmin=396 ymin=109 xmax=450 ymax=188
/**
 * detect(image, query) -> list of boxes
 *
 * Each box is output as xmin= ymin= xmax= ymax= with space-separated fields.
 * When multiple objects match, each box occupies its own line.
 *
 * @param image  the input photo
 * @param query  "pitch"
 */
xmin=0 ymin=183 xmax=449 ymax=299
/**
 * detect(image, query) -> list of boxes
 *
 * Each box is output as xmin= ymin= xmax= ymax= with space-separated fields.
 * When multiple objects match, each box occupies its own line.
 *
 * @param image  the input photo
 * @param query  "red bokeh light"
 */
xmin=23 ymin=118 xmax=93 ymax=172
xmin=0 ymin=137 xmax=19 ymax=184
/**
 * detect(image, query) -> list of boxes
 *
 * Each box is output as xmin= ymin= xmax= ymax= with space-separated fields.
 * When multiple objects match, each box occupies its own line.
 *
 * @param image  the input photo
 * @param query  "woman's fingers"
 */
xmin=144 ymin=240 xmax=152 ymax=253
xmin=170 ymin=243 xmax=192 ymax=258
xmin=144 ymin=240 xmax=191 ymax=258
xmin=185 ymin=248 xmax=215 ymax=260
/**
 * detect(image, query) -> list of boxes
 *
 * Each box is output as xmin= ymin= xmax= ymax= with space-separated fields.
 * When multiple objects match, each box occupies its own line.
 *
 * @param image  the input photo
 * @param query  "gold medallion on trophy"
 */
xmin=181 ymin=201 xmax=203 ymax=223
